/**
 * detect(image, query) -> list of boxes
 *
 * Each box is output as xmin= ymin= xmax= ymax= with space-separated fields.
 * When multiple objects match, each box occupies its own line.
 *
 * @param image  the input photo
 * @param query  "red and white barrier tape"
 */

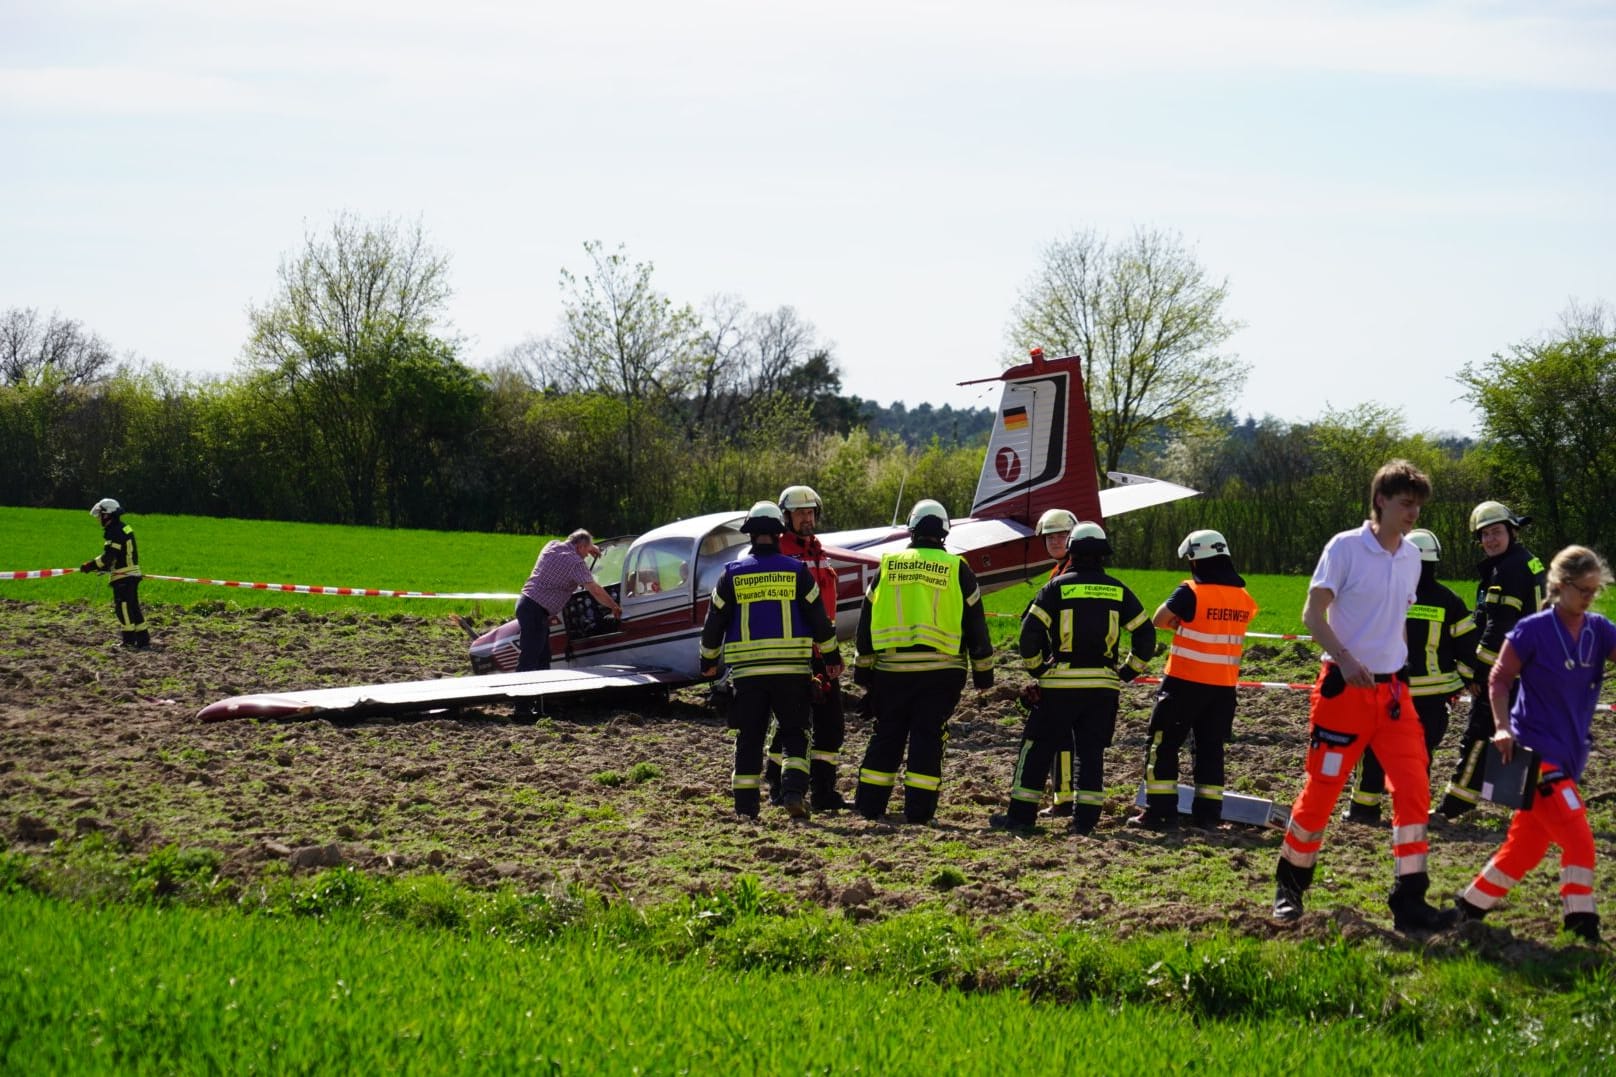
xmin=985 ymin=610 xmax=1313 ymax=642
xmin=4 ymin=567 xmax=517 ymax=600
xmin=1134 ymin=675 xmax=1315 ymax=692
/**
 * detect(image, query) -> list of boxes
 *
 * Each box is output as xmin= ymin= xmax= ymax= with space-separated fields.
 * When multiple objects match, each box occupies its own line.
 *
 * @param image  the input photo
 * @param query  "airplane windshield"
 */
xmin=591 ymin=537 xmax=633 ymax=589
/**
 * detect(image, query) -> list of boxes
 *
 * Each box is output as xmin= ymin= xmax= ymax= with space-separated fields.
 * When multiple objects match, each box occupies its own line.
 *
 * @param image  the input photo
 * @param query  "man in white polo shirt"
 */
xmin=1272 ymin=460 xmax=1457 ymax=934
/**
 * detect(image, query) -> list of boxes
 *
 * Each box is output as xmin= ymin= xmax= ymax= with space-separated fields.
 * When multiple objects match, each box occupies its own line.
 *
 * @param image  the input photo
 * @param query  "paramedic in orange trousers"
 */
xmin=1454 ymin=545 xmax=1609 ymax=943
xmin=1272 ymin=460 xmax=1457 ymax=934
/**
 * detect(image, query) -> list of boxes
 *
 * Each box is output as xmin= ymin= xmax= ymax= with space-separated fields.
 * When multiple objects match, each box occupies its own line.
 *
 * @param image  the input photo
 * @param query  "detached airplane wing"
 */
xmin=197 ymin=665 xmax=688 ymax=722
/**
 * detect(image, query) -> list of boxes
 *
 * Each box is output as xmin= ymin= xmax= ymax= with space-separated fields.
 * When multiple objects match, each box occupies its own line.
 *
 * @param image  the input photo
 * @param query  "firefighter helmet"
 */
xmin=90 ymin=497 xmax=121 ymax=518
xmin=740 ymin=500 xmax=786 ymax=536
xmin=1177 ymin=529 xmax=1231 ymax=561
xmin=1469 ymin=500 xmax=1527 ymax=535
xmin=1069 ymin=520 xmax=1112 ymax=557
xmin=906 ymin=499 xmax=950 ymax=538
xmin=1035 ymin=508 xmax=1078 ymax=536
xmin=778 ymin=485 xmax=822 ymax=513
xmin=1407 ymin=528 xmax=1441 ymax=563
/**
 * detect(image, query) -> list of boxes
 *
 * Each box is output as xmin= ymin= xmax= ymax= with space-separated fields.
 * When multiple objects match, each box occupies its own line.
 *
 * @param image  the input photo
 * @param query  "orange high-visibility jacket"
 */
xmin=1162 ymin=581 xmax=1258 ymax=687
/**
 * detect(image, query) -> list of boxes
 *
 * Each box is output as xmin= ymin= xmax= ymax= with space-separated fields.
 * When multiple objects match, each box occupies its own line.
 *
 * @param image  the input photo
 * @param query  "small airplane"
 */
xmin=197 ymin=349 xmax=1197 ymax=722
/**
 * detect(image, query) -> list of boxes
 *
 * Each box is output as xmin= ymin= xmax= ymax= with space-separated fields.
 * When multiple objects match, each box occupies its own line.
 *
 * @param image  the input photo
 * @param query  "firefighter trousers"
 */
xmin=112 ymin=577 xmax=149 ymax=648
xmin=731 ymin=674 xmax=812 ymax=817
xmin=1441 ymin=679 xmax=1517 ymax=816
xmin=854 ymin=668 xmax=964 ymax=824
xmin=1140 ymin=679 xmax=1235 ymax=824
xmin=767 ymin=659 xmax=845 ymax=802
xmin=1006 ymin=686 xmax=1117 ymax=832
xmin=1349 ymin=693 xmax=1450 ymax=814
xmin=1460 ymin=764 xmax=1597 ymax=919
xmin=1278 ymin=668 xmax=1432 ymax=890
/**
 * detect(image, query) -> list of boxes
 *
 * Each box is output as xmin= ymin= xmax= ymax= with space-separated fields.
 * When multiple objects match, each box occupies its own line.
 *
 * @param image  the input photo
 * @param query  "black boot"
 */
xmin=1454 ymin=896 xmax=1488 ymax=923
xmin=764 ymin=758 xmax=784 ymax=806
xmin=1389 ymin=872 xmax=1459 ymax=934
xmin=1273 ymin=860 xmax=1313 ymax=922
xmin=1564 ymin=912 xmax=1602 ymax=943
xmin=1437 ymin=792 xmax=1473 ymax=820
xmin=1342 ymin=803 xmax=1381 ymax=826
xmin=810 ymin=760 xmax=851 ymax=811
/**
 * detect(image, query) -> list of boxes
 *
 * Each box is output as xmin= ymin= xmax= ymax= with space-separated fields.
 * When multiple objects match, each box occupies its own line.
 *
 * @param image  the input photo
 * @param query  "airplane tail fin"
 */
xmin=967 ymin=349 xmax=1104 ymax=526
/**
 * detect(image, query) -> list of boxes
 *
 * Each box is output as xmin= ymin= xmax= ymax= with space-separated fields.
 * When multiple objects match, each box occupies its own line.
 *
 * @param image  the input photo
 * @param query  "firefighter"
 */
xmin=1439 ymin=500 xmax=1546 ymax=819
xmin=699 ymin=502 xmax=842 ymax=820
xmin=763 ymin=485 xmax=851 ymax=811
xmin=1343 ymin=528 xmax=1477 ymax=825
xmin=81 ymin=498 xmax=150 ymax=650
xmin=1129 ymin=529 xmax=1257 ymax=831
xmin=852 ymin=499 xmax=994 ymax=825
xmin=1272 ymin=460 xmax=1455 ymax=934
xmin=1454 ymin=545 xmax=1610 ymax=944
xmin=1032 ymin=507 xmax=1079 ymax=818
xmin=991 ymin=521 xmax=1153 ymax=836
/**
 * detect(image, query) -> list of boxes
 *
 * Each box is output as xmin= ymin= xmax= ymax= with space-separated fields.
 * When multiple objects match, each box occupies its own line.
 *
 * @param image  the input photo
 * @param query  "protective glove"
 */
xmin=80 ymin=561 xmax=97 ymax=574
xmin=1117 ymin=665 xmax=1141 ymax=684
xmin=699 ymin=663 xmax=722 ymax=680
xmin=972 ymin=669 xmax=994 ymax=690
xmin=1019 ymin=683 xmax=1042 ymax=708
xmin=824 ymin=660 xmax=844 ymax=683
xmin=852 ymin=665 xmax=872 ymax=689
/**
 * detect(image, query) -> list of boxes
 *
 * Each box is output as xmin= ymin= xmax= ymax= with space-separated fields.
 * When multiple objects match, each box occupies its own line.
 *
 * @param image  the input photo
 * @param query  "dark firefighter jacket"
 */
xmin=85 ymin=518 xmax=142 ymax=582
xmin=1471 ymin=541 xmax=1545 ymax=670
xmin=1020 ymin=566 xmax=1152 ymax=690
xmin=1407 ymin=566 xmax=1479 ymax=697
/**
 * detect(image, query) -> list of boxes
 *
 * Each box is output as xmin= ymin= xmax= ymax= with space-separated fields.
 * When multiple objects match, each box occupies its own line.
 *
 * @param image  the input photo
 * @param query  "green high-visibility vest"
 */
xmin=869 ymin=547 xmax=964 ymax=654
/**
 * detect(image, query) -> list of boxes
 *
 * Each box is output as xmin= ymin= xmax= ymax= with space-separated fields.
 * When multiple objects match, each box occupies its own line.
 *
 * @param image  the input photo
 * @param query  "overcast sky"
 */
xmin=4 ymin=0 xmax=1613 ymax=434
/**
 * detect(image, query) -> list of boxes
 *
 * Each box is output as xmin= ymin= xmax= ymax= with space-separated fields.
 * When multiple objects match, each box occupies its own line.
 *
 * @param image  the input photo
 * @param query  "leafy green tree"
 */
xmin=1458 ymin=302 xmax=1616 ymax=553
xmin=244 ymin=213 xmax=475 ymax=526
xmin=1006 ymin=228 xmax=1246 ymax=479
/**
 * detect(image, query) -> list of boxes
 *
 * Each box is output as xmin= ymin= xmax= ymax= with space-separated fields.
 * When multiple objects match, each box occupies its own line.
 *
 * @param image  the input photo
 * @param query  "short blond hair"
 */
xmin=1545 ymin=545 xmax=1613 ymax=607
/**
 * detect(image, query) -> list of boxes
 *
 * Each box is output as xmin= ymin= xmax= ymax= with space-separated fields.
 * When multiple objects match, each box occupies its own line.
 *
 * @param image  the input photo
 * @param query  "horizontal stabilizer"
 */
xmin=1099 ymin=474 xmax=1199 ymax=517
xmin=198 ymin=665 xmax=687 ymax=722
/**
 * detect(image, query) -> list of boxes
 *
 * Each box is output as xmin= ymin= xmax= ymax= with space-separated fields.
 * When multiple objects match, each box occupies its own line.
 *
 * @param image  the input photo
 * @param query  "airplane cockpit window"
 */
xmin=694 ymin=525 xmax=750 ymax=594
xmin=623 ymin=539 xmax=694 ymax=599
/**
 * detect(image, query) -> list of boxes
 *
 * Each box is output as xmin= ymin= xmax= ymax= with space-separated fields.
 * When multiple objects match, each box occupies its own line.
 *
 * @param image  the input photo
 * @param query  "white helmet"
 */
xmin=1178 ymin=529 xmax=1231 ymax=561
xmin=1469 ymin=500 xmax=1527 ymax=535
xmin=778 ymin=485 xmax=822 ymax=513
xmin=1068 ymin=520 xmax=1112 ymax=557
xmin=740 ymin=500 xmax=785 ymax=536
xmin=90 ymin=497 xmax=121 ymax=518
xmin=1036 ymin=508 xmax=1078 ymax=536
xmin=906 ymin=499 xmax=950 ymax=537
xmin=1407 ymin=528 xmax=1441 ymax=563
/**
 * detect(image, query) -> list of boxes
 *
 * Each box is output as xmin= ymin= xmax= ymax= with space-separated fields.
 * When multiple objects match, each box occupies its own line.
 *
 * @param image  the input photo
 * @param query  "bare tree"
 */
xmin=0 ymin=307 xmax=116 ymax=386
xmin=544 ymin=242 xmax=702 ymax=519
xmin=1007 ymin=228 xmax=1246 ymax=479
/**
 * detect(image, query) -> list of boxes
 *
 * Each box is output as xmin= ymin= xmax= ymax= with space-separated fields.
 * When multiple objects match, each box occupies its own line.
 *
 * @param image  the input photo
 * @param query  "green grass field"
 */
xmin=2 ymin=506 xmax=1381 ymax=633
xmin=4 ymin=878 xmax=1612 ymax=1073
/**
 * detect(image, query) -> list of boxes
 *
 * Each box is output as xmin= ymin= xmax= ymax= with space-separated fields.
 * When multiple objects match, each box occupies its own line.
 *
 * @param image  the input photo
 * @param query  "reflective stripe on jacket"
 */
xmin=1162 ymin=581 xmax=1256 ymax=687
